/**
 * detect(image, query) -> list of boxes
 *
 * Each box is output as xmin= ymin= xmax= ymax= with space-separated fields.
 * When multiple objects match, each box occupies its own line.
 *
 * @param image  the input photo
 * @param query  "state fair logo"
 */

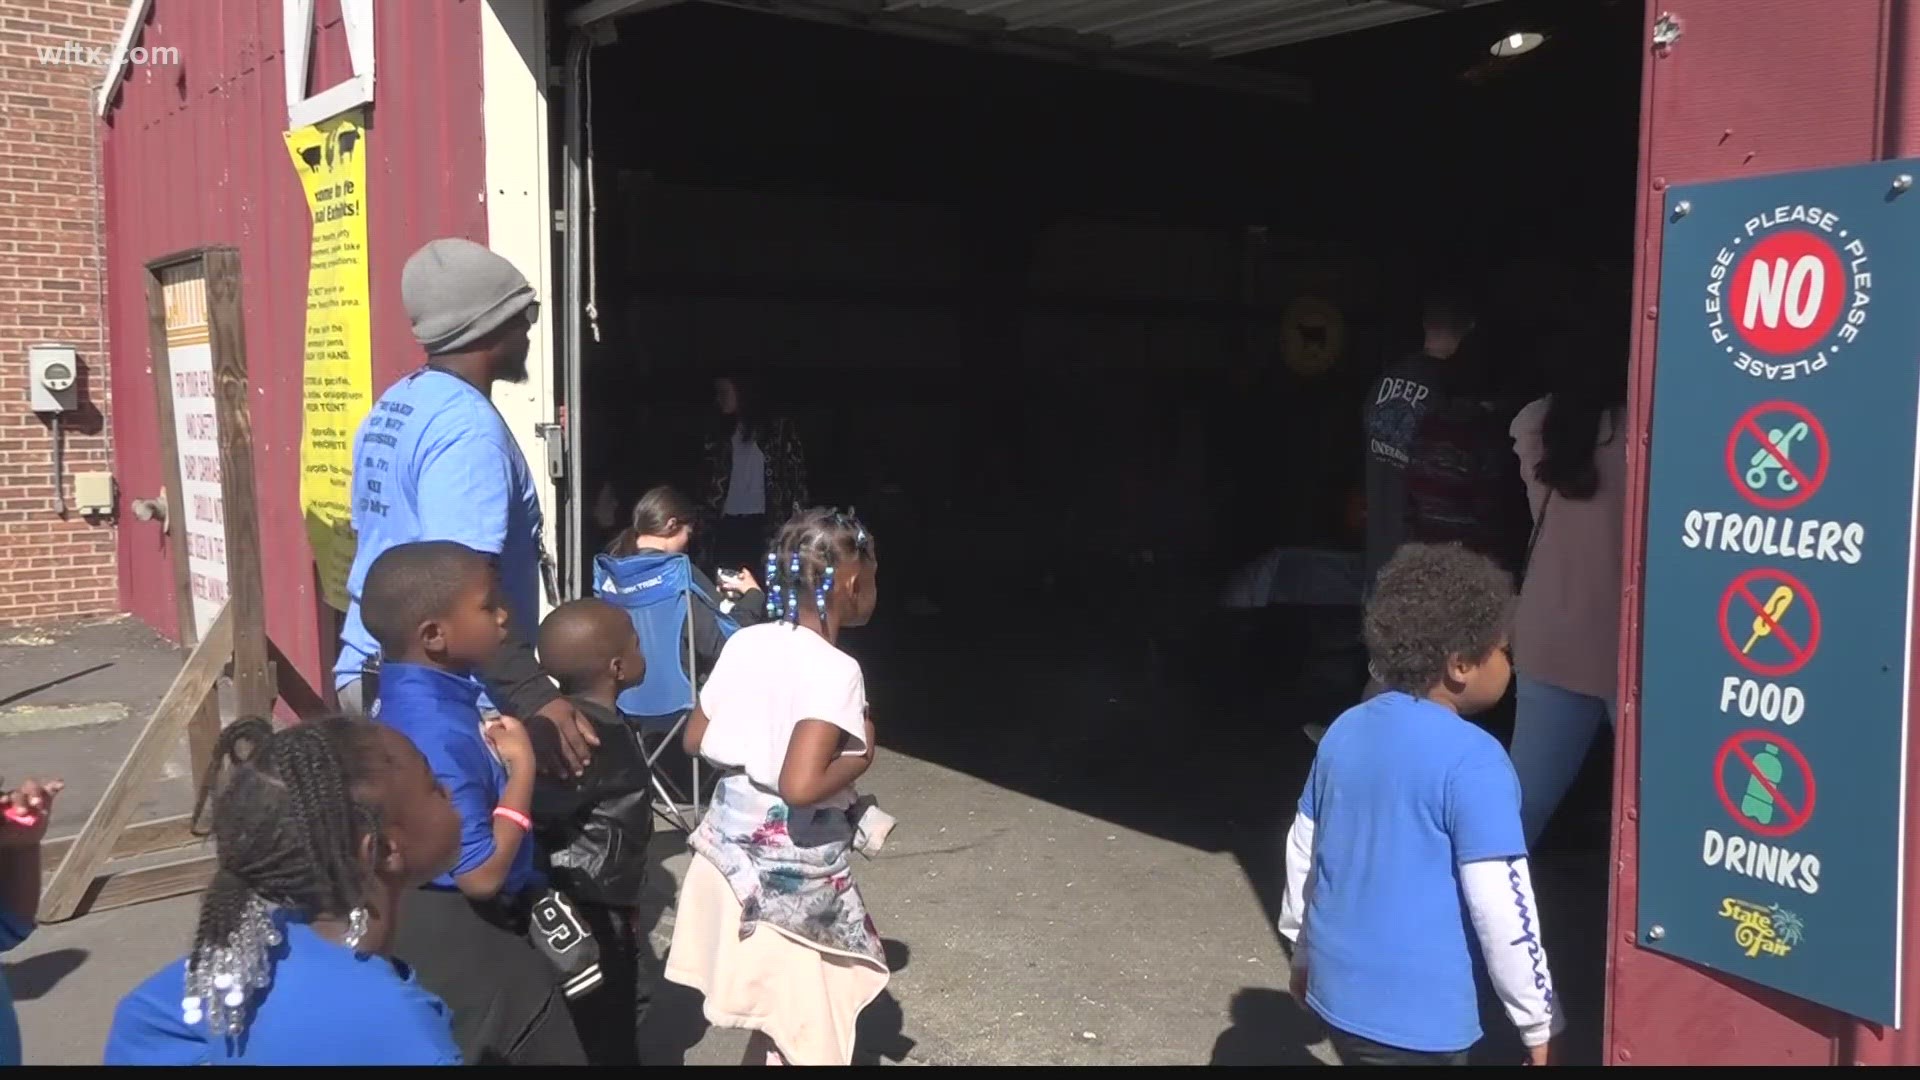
xmin=1704 ymin=207 xmax=1871 ymax=381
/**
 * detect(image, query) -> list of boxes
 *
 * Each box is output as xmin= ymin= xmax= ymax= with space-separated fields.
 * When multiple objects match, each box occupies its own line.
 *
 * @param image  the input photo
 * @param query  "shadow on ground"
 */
xmin=846 ymin=580 xmax=1615 ymax=1067
xmin=1209 ymin=988 xmax=1326 ymax=1066
xmin=2 ymin=949 xmax=88 ymax=1001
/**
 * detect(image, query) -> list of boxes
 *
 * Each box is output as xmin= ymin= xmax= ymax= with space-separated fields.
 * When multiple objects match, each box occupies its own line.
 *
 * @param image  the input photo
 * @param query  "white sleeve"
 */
xmin=1460 ymin=856 xmax=1565 ymax=1048
xmin=800 ymin=660 xmax=868 ymax=754
xmin=1277 ymin=812 xmax=1315 ymax=943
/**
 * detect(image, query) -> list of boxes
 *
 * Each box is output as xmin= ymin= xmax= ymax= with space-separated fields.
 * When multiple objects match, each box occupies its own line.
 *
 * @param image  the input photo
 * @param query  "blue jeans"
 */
xmin=1510 ymin=675 xmax=1616 ymax=847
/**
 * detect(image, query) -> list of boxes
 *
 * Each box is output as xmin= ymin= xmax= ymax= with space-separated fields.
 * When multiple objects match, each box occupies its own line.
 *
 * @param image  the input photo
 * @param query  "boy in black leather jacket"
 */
xmin=533 ymin=599 xmax=658 ymax=1065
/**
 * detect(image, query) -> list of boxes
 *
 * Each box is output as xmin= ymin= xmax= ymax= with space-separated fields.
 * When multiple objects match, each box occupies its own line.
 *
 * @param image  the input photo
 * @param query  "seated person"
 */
xmin=603 ymin=485 xmax=766 ymax=678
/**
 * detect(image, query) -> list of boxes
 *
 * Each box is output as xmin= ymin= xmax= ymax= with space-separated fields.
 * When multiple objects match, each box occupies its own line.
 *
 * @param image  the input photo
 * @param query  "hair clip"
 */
xmin=830 ymin=507 xmax=871 ymax=553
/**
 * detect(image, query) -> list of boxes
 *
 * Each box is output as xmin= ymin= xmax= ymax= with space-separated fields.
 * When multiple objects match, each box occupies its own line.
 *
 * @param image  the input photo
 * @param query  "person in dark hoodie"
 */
xmin=104 ymin=717 xmax=464 ymax=1065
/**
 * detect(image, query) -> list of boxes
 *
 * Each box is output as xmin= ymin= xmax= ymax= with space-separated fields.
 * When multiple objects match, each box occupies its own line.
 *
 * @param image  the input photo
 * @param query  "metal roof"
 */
xmin=874 ymin=0 xmax=1504 ymax=57
xmin=570 ymin=0 xmax=1508 ymax=98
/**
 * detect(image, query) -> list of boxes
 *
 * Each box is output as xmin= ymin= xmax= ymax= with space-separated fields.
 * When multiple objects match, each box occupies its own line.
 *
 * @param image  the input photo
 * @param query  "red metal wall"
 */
xmin=1608 ymin=0 xmax=1918 ymax=1064
xmin=103 ymin=0 xmax=488 ymax=692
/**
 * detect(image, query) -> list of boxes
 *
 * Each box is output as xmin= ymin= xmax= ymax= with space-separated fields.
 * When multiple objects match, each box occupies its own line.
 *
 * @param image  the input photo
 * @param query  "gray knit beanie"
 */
xmin=401 ymin=238 xmax=537 ymax=356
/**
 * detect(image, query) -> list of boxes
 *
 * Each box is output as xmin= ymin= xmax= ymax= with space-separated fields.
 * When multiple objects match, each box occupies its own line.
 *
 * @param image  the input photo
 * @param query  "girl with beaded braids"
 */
xmin=667 ymin=508 xmax=888 ymax=1066
xmin=104 ymin=717 xmax=464 ymax=1065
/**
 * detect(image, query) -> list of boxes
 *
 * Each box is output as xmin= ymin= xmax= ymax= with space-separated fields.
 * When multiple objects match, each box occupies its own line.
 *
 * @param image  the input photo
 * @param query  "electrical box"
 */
xmin=73 ymin=472 xmax=115 ymax=515
xmin=28 ymin=343 xmax=79 ymax=413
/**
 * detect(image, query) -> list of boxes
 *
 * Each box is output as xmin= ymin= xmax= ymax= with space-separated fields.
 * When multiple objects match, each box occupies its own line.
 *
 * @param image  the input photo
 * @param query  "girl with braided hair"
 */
xmin=667 ymin=507 xmax=887 ymax=1066
xmin=104 ymin=717 xmax=463 ymax=1065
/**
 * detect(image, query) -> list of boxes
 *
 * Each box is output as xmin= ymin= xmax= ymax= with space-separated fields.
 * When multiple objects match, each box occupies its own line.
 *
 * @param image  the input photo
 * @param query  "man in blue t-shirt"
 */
xmin=1279 ymin=543 xmax=1563 ymax=1065
xmin=336 ymin=238 xmax=596 ymax=776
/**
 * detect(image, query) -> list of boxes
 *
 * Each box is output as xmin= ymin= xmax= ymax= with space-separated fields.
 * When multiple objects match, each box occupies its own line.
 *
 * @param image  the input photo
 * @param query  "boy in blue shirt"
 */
xmin=361 ymin=540 xmax=588 ymax=1065
xmin=1281 ymin=542 xmax=1562 ymax=1065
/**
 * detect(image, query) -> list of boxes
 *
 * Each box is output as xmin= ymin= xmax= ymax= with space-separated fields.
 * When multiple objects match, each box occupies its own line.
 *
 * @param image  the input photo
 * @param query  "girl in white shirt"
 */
xmin=668 ymin=508 xmax=884 ymax=1067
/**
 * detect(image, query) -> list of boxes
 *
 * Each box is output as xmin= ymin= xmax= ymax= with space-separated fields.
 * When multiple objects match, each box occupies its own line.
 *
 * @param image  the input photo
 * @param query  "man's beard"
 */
xmin=498 ymin=343 xmax=531 ymax=384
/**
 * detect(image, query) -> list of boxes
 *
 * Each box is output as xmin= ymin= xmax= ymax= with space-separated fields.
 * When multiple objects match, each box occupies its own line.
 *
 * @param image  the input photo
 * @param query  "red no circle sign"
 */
xmin=1724 ymin=401 xmax=1829 ymax=512
xmin=1718 ymin=567 xmax=1822 ymax=678
xmin=1714 ymin=728 xmax=1816 ymax=838
xmin=1730 ymin=230 xmax=1845 ymax=355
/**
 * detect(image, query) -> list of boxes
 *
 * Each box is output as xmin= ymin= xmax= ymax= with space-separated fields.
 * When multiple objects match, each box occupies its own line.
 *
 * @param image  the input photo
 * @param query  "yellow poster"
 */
xmin=284 ymin=108 xmax=372 ymax=611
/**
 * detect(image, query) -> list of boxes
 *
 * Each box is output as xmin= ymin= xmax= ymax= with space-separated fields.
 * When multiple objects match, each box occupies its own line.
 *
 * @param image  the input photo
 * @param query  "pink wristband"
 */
xmin=492 ymin=806 xmax=532 ymax=832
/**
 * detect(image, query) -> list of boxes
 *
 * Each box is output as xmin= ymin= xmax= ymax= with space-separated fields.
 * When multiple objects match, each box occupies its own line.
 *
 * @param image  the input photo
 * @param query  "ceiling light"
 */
xmin=1490 ymin=30 xmax=1546 ymax=58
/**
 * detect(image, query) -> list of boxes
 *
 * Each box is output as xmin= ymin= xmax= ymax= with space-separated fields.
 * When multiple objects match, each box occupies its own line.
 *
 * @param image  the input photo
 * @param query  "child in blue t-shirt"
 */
xmin=1 ymin=775 xmax=62 ymax=1066
xmin=104 ymin=717 xmax=463 ymax=1065
xmin=361 ymin=540 xmax=588 ymax=1066
xmin=1280 ymin=542 xmax=1562 ymax=1066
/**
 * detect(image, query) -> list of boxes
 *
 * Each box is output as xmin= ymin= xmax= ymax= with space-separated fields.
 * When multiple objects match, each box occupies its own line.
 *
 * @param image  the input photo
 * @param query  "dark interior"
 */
xmin=561 ymin=0 xmax=1643 ymax=1063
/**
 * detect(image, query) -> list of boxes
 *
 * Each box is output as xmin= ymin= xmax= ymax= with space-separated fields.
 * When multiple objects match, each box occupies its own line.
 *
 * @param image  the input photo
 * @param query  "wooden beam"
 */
xmin=186 ymin=696 xmax=222 ymax=793
xmin=38 ymin=606 xmax=231 ymax=923
xmin=204 ymin=248 xmax=273 ymax=721
xmin=41 ymin=814 xmax=199 ymax=868
xmin=268 ymin=637 xmax=329 ymax=720
xmin=73 ymin=852 xmax=218 ymax=919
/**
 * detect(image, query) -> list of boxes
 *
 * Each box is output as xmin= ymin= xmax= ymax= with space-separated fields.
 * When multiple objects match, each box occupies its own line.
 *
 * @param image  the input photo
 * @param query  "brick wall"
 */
xmin=0 ymin=1 xmax=123 ymax=624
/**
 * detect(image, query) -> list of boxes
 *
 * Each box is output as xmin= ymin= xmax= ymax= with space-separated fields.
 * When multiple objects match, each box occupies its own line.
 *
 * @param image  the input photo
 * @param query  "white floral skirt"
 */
xmin=664 ymin=853 xmax=889 ymax=1065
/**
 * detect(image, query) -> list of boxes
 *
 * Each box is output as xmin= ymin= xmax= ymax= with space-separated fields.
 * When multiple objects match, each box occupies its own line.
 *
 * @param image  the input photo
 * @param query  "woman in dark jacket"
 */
xmin=605 ymin=485 xmax=766 ymax=675
xmin=700 ymin=375 xmax=809 ymax=573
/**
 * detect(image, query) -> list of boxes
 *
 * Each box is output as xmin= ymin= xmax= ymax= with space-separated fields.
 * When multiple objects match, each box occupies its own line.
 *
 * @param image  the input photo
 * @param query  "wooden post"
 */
xmin=40 ymin=247 xmax=293 ymax=923
xmin=204 ymin=249 xmax=273 ymax=720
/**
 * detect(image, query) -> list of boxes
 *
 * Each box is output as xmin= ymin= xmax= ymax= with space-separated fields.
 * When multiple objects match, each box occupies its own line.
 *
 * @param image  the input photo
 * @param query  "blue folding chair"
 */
xmin=593 ymin=550 xmax=740 ymax=832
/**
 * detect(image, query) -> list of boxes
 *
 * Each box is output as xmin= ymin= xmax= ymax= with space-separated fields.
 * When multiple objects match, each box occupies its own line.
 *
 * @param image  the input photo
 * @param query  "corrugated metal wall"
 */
xmin=103 ymin=0 xmax=488 ymax=692
xmin=1610 ymin=0 xmax=1912 ymax=1065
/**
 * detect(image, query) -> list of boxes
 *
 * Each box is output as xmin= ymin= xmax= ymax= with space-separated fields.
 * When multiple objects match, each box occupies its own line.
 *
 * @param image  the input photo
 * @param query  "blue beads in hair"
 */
xmin=787 ymin=551 xmax=803 ymax=624
xmin=764 ymin=550 xmax=783 ymax=620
